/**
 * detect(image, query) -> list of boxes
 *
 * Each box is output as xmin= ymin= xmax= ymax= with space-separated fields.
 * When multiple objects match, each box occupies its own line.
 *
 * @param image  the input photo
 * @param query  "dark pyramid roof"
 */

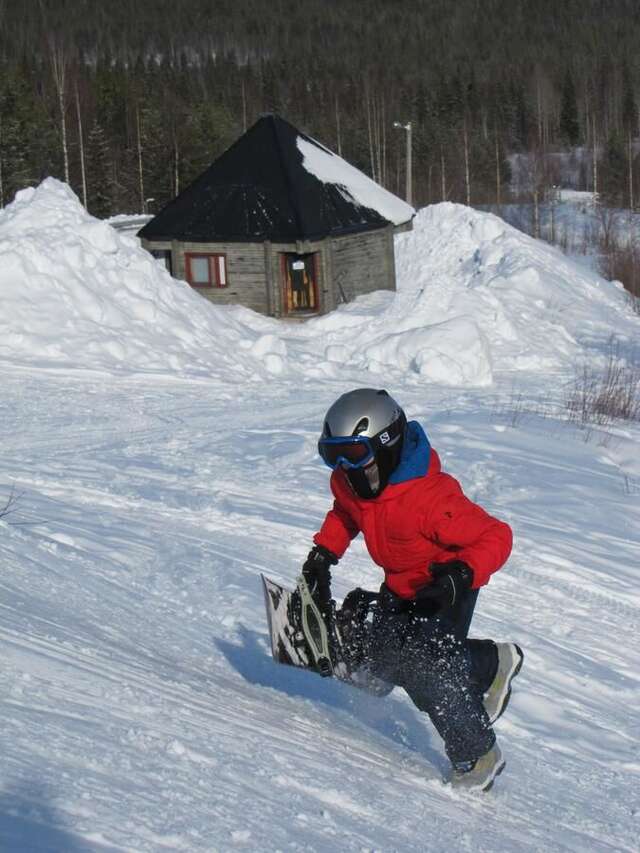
xmin=139 ymin=115 xmax=411 ymax=243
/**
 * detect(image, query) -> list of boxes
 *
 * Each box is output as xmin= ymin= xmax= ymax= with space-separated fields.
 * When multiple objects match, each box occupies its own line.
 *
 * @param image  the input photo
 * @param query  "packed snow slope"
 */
xmin=1 ymin=180 xmax=639 ymax=852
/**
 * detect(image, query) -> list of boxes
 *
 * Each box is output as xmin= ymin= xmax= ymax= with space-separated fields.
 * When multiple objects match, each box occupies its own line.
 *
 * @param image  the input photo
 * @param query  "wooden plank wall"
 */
xmin=142 ymin=225 xmax=398 ymax=318
xmin=330 ymin=226 xmax=396 ymax=304
xmin=178 ymin=241 xmax=270 ymax=314
xmin=141 ymin=238 xmax=270 ymax=314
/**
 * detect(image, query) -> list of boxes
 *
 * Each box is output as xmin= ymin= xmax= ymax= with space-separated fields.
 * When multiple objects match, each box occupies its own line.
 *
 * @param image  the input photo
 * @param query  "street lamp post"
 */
xmin=393 ymin=120 xmax=412 ymax=206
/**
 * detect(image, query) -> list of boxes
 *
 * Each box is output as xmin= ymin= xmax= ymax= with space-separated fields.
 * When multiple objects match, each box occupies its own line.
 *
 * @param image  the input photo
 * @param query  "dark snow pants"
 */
xmin=445 ymin=588 xmax=498 ymax=695
xmin=365 ymin=586 xmax=498 ymax=766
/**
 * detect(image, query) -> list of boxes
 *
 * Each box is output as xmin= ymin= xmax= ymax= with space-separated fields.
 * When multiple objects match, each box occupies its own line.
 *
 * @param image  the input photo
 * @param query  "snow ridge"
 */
xmin=2 ymin=180 xmax=637 ymax=387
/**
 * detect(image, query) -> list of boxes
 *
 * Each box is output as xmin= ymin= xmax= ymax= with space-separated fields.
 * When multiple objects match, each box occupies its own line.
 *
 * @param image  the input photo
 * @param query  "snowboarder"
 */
xmin=302 ymin=388 xmax=523 ymax=791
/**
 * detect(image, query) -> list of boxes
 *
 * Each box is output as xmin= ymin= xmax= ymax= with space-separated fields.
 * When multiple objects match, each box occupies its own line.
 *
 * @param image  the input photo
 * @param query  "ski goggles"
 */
xmin=318 ymin=435 xmax=375 ymax=470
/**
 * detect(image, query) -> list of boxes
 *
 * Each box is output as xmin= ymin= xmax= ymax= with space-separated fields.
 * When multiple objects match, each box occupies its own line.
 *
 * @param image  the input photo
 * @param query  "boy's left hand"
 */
xmin=416 ymin=560 xmax=473 ymax=608
xmin=301 ymin=545 xmax=337 ymax=615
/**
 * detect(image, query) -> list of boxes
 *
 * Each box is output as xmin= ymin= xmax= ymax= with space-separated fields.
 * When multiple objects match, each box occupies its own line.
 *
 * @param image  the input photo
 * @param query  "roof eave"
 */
xmin=139 ymin=218 xmax=400 ymax=245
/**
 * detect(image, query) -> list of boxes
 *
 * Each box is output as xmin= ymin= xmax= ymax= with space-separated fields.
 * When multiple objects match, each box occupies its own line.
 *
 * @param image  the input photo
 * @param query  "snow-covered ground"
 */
xmin=1 ymin=180 xmax=639 ymax=852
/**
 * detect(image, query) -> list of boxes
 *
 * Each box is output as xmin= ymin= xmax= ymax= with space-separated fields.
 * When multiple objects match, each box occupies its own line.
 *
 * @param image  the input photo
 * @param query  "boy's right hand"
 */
xmin=416 ymin=560 xmax=473 ymax=609
xmin=301 ymin=545 xmax=338 ymax=613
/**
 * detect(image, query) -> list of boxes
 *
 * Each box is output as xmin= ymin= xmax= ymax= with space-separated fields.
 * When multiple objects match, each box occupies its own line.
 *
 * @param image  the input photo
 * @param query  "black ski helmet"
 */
xmin=319 ymin=388 xmax=407 ymax=499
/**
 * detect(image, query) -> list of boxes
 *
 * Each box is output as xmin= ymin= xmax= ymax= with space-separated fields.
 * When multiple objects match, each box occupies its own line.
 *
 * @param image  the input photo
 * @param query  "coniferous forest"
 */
xmin=1 ymin=0 xmax=639 ymax=217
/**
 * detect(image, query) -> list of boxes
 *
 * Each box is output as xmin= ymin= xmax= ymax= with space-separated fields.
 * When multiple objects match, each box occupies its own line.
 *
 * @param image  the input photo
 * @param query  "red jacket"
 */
xmin=314 ymin=447 xmax=512 ymax=599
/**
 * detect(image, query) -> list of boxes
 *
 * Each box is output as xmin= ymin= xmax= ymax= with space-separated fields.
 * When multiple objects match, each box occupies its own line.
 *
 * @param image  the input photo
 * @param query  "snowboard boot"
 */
xmin=483 ymin=643 xmax=524 ymax=725
xmin=450 ymin=743 xmax=506 ymax=793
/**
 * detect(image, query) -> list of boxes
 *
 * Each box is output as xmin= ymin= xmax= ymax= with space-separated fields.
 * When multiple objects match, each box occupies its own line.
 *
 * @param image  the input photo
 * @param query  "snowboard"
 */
xmin=261 ymin=574 xmax=393 ymax=695
xmin=261 ymin=574 xmax=338 ymax=676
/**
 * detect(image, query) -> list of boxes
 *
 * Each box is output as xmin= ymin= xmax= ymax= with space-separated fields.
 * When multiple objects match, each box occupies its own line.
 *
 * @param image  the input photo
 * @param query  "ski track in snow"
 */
xmin=1 ymin=369 xmax=639 ymax=852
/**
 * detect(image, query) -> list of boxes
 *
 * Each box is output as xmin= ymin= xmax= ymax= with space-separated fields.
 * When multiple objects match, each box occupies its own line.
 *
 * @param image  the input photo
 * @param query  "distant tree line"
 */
xmin=0 ymin=0 xmax=639 ymax=217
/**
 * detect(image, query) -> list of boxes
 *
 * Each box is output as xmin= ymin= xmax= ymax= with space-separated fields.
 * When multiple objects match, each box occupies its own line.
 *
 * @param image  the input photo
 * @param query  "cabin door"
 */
xmin=282 ymin=252 xmax=318 ymax=314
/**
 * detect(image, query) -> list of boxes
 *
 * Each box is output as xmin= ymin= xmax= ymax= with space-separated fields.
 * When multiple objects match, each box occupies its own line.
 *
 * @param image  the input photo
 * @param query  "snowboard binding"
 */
xmin=262 ymin=574 xmax=392 ymax=696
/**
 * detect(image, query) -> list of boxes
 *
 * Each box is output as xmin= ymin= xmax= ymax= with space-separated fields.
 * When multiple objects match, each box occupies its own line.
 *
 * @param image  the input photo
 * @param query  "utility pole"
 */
xmin=393 ymin=120 xmax=412 ymax=205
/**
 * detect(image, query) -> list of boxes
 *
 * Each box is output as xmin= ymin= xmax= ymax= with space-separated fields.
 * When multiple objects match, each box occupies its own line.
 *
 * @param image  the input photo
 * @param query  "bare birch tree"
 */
xmin=628 ymin=131 xmax=634 ymax=211
xmin=373 ymin=96 xmax=382 ymax=186
xmin=0 ymin=112 xmax=4 ymax=208
xmin=381 ymin=94 xmax=387 ymax=186
xmin=75 ymin=84 xmax=87 ymax=208
xmin=135 ymin=104 xmax=145 ymax=213
xmin=495 ymin=127 xmax=502 ymax=209
xmin=365 ymin=87 xmax=376 ymax=181
xmin=173 ymin=129 xmax=180 ymax=197
xmin=524 ymin=145 xmax=548 ymax=239
xmin=49 ymin=38 xmax=70 ymax=185
xmin=592 ymin=115 xmax=598 ymax=202
xmin=241 ymin=79 xmax=247 ymax=132
xmin=463 ymin=119 xmax=471 ymax=206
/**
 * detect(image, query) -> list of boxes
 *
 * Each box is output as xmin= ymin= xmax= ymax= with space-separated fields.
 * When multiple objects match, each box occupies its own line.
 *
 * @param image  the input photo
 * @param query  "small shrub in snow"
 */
xmin=493 ymin=388 xmax=556 ymax=428
xmin=598 ymin=234 xmax=640 ymax=303
xmin=566 ymin=341 xmax=640 ymax=427
xmin=0 ymin=487 xmax=18 ymax=520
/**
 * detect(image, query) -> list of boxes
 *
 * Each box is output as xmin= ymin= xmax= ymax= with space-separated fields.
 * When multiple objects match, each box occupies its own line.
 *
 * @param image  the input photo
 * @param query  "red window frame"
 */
xmin=185 ymin=253 xmax=228 ymax=288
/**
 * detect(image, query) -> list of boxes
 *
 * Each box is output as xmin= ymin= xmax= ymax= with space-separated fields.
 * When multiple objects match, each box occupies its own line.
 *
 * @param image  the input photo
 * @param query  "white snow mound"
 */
xmin=0 ymin=179 xmax=265 ymax=379
xmin=391 ymin=203 xmax=638 ymax=373
xmin=1 ymin=181 xmax=638 ymax=386
xmin=284 ymin=201 xmax=638 ymax=385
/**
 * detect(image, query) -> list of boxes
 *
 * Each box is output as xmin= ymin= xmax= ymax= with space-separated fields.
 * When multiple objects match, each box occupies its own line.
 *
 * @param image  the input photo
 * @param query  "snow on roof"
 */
xmin=297 ymin=136 xmax=415 ymax=226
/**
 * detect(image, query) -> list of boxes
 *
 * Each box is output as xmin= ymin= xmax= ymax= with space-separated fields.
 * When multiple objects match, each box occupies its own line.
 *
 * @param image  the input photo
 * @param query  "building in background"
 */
xmin=139 ymin=115 xmax=414 ymax=318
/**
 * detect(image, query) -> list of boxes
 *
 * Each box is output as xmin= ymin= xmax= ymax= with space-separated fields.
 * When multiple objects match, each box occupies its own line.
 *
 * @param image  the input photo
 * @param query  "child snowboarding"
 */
xmin=301 ymin=387 xmax=523 ymax=792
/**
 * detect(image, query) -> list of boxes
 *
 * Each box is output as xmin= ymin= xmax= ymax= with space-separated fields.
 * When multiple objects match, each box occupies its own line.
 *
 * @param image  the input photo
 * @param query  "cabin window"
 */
xmin=185 ymin=253 xmax=228 ymax=288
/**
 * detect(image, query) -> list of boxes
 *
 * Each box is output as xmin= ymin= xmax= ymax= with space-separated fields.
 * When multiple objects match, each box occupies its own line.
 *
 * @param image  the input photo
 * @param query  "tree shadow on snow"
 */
xmin=215 ymin=626 xmax=447 ymax=776
xmin=0 ymin=780 xmax=111 ymax=853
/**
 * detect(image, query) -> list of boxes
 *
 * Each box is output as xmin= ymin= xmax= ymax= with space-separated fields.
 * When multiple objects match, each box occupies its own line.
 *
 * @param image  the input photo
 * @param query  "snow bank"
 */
xmin=0 ymin=180 xmax=265 ymax=379
xmin=357 ymin=318 xmax=493 ymax=385
xmin=287 ymin=202 xmax=638 ymax=385
xmin=1 ymin=180 xmax=638 ymax=386
xmin=388 ymin=203 xmax=639 ymax=375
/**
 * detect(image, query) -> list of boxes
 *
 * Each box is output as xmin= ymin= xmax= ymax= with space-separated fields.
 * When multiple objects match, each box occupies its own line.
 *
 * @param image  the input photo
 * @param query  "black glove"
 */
xmin=341 ymin=587 xmax=378 ymax=620
xmin=415 ymin=560 xmax=473 ymax=609
xmin=301 ymin=545 xmax=338 ymax=613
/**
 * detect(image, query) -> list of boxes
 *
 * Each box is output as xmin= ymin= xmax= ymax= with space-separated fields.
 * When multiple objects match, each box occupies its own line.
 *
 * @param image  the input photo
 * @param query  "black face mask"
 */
xmin=345 ymin=462 xmax=381 ymax=500
xmin=344 ymin=436 xmax=404 ymax=500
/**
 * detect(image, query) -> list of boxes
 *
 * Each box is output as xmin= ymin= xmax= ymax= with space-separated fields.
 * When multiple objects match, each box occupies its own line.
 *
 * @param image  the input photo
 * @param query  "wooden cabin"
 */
xmin=139 ymin=115 xmax=414 ymax=318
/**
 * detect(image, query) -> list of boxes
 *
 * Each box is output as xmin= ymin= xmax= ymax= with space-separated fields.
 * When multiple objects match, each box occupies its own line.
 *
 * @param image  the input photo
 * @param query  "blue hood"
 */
xmin=388 ymin=420 xmax=431 ymax=484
